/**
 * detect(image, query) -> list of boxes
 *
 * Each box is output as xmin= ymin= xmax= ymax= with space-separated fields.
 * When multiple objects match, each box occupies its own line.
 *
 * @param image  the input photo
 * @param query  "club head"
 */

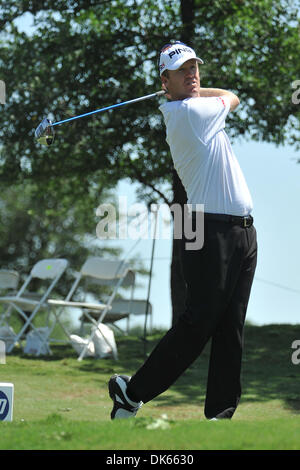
xmin=35 ymin=118 xmax=55 ymax=146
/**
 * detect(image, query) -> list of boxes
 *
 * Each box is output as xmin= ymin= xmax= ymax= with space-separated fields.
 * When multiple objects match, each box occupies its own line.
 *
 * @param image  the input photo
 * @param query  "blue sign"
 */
xmin=0 ymin=390 xmax=9 ymax=420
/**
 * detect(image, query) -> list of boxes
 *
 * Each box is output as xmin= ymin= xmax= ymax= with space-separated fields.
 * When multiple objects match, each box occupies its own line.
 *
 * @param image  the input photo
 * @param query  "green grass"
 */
xmin=0 ymin=324 xmax=300 ymax=450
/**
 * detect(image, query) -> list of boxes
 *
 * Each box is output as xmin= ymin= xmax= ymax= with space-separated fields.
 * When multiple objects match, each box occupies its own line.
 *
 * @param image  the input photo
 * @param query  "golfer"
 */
xmin=108 ymin=41 xmax=257 ymax=420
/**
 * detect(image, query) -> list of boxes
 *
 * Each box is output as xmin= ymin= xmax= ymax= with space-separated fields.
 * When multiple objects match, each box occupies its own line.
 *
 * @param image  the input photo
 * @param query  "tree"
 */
xmin=0 ymin=0 xmax=299 ymax=325
xmin=0 ymin=180 xmax=121 ymax=295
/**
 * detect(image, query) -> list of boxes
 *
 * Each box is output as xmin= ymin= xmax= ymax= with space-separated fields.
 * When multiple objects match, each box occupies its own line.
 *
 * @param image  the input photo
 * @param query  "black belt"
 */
xmin=193 ymin=212 xmax=254 ymax=228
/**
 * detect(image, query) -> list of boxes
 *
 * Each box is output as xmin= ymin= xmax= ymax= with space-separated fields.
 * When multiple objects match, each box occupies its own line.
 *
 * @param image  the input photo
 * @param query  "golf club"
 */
xmin=34 ymin=90 xmax=166 ymax=146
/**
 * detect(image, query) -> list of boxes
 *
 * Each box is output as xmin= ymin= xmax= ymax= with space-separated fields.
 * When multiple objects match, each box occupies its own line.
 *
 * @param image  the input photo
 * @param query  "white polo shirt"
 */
xmin=159 ymin=96 xmax=253 ymax=216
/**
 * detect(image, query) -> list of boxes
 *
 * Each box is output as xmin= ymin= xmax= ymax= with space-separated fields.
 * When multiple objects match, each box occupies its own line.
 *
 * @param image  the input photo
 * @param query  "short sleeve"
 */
xmin=187 ymin=96 xmax=230 ymax=144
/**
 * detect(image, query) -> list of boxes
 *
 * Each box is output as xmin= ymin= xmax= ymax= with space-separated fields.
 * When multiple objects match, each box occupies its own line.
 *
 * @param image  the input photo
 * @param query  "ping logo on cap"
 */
xmin=168 ymin=46 xmax=194 ymax=60
xmin=158 ymin=41 xmax=203 ymax=76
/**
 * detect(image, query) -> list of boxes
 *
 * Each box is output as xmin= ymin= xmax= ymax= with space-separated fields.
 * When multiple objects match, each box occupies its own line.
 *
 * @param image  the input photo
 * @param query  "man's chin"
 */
xmin=184 ymin=85 xmax=200 ymax=97
xmin=184 ymin=91 xmax=200 ymax=99
xmin=171 ymin=90 xmax=200 ymax=100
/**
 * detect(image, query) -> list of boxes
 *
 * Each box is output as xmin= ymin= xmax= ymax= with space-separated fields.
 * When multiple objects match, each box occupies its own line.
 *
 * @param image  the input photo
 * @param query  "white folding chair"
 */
xmin=48 ymin=257 xmax=135 ymax=360
xmin=102 ymin=299 xmax=153 ymax=335
xmin=0 ymin=259 xmax=68 ymax=354
xmin=78 ymin=270 xmax=136 ymax=336
xmin=0 ymin=270 xmax=19 ymax=294
xmin=0 ymin=270 xmax=20 ymax=347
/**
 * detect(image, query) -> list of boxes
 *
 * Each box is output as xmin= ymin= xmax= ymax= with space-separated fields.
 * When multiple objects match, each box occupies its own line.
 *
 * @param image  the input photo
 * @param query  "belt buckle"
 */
xmin=243 ymin=216 xmax=251 ymax=228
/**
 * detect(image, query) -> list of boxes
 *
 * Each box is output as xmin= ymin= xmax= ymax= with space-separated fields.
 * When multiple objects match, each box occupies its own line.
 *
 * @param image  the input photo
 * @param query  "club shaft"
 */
xmin=51 ymin=90 xmax=165 ymax=127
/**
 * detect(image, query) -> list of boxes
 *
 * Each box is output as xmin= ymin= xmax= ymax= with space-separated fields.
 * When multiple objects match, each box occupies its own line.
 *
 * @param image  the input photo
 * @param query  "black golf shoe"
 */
xmin=108 ymin=374 xmax=142 ymax=419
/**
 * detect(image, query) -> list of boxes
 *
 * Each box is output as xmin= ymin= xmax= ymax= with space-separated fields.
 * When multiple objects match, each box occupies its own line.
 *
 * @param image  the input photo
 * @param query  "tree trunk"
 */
xmin=180 ymin=0 xmax=196 ymax=44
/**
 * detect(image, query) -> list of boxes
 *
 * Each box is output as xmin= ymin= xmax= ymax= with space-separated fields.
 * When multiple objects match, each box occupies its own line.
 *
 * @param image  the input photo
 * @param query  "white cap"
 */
xmin=158 ymin=42 xmax=204 ymax=76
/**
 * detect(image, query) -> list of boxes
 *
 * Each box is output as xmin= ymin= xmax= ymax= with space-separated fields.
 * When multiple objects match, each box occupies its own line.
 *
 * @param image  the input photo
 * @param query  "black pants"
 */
xmin=128 ymin=215 xmax=257 ymax=419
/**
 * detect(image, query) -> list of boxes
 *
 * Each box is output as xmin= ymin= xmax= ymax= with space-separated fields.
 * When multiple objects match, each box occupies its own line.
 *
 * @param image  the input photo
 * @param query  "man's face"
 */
xmin=161 ymin=59 xmax=200 ymax=101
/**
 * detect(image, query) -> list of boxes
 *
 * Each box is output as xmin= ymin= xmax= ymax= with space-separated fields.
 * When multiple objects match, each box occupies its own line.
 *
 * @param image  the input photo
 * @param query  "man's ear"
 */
xmin=161 ymin=73 xmax=172 ymax=99
xmin=161 ymin=83 xmax=171 ymax=100
xmin=161 ymin=75 xmax=169 ymax=91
